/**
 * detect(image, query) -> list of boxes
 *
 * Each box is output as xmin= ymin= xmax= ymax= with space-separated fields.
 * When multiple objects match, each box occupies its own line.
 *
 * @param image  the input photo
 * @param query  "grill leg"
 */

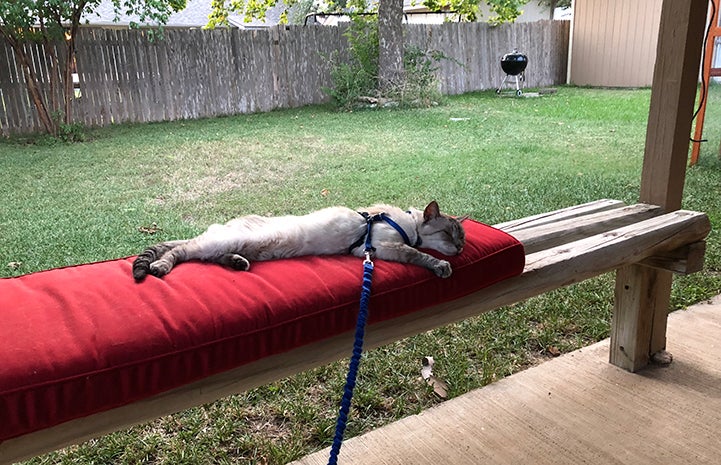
xmin=496 ymin=74 xmax=524 ymax=96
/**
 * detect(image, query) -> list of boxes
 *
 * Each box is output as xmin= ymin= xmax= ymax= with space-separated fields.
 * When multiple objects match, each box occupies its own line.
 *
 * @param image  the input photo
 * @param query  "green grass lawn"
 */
xmin=3 ymin=86 xmax=721 ymax=464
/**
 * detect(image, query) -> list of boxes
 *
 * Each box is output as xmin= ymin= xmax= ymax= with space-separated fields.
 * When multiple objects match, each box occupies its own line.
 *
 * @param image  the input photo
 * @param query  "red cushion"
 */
xmin=0 ymin=219 xmax=524 ymax=441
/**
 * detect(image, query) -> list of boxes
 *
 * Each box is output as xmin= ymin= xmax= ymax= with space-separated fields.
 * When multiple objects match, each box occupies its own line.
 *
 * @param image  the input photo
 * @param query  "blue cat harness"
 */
xmin=348 ymin=211 xmax=421 ymax=256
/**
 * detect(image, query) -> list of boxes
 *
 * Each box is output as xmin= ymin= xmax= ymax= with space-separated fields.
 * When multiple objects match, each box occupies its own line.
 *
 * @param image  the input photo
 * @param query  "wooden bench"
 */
xmin=0 ymin=199 xmax=710 ymax=464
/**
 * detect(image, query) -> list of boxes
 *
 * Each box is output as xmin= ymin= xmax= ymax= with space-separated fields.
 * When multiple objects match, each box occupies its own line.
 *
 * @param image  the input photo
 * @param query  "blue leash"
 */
xmin=328 ymin=214 xmax=395 ymax=465
xmin=327 ymin=257 xmax=373 ymax=465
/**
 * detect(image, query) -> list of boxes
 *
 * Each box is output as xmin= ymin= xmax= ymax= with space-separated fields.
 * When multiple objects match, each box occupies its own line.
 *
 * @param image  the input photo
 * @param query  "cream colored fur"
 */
xmin=132 ymin=201 xmax=465 ymax=281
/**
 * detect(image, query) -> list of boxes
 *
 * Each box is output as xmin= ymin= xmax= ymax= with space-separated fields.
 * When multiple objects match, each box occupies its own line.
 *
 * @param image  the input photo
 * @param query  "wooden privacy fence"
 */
xmin=0 ymin=20 xmax=569 ymax=135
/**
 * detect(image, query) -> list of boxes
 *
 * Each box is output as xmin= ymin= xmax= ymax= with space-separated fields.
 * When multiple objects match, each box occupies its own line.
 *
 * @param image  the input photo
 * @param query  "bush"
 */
xmin=324 ymin=17 xmax=446 ymax=110
xmin=324 ymin=17 xmax=380 ymax=109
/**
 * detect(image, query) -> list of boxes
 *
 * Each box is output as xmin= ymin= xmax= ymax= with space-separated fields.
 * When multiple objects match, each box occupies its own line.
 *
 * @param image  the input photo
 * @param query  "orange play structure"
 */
xmin=691 ymin=0 xmax=721 ymax=165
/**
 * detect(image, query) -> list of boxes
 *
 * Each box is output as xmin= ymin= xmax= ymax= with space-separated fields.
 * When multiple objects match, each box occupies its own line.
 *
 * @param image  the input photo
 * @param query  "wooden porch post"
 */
xmin=610 ymin=0 xmax=707 ymax=372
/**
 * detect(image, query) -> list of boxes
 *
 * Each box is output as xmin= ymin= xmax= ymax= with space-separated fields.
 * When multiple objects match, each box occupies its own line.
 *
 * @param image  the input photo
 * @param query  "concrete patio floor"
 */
xmin=293 ymin=295 xmax=721 ymax=465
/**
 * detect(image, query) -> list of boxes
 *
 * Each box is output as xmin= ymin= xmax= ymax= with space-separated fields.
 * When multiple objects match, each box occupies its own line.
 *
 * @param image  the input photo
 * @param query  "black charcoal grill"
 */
xmin=496 ymin=49 xmax=528 ymax=96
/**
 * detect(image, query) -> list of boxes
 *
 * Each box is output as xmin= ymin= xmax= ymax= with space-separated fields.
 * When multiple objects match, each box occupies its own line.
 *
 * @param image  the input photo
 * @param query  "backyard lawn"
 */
xmin=2 ymin=86 xmax=721 ymax=464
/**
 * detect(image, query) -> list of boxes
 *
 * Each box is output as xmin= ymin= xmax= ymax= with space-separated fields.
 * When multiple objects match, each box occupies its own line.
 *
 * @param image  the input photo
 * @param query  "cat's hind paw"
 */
xmin=433 ymin=260 xmax=452 ymax=278
xmin=149 ymin=260 xmax=172 ymax=277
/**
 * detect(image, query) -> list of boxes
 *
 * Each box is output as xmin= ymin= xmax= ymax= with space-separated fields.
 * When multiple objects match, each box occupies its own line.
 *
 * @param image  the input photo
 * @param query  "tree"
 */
xmin=538 ymin=0 xmax=571 ymax=20
xmin=209 ymin=0 xmax=523 ymax=102
xmin=378 ymin=0 xmax=403 ymax=90
xmin=0 ymin=0 xmax=185 ymax=137
xmin=421 ymin=0 xmax=526 ymax=24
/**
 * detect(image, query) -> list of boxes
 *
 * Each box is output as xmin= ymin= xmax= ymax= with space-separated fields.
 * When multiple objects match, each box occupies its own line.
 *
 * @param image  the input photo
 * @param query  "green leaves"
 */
xmin=419 ymin=0 xmax=524 ymax=23
xmin=486 ymin=0 xmax=525 ymax=24
xmin=0 ymin=0 xmax=186 ymax=41
xmin=206 ymin=0 xmax=523 ymax=26
xmin=0 ymin=0 xmax=186 ymax=136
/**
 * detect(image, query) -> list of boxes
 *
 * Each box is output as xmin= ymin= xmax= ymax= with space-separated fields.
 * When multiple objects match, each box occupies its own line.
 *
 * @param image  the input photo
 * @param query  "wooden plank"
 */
xmin=256 ymin=28 xmax=275 ymax=112
xmin=116 ymin=29 xmax=134 ymax=123
xmin=75 ymin=29 xmax=98 ymax=127
xmin=611 ymin=0 xmax=708 ymax=372
xmin=124 ymin=30 xmax=144 ymax=123
xmin=640 ymin=0 xmax=707 ymax=210
xmin=495 ymin=199 xmax=626 ymax=231
xmin=17 ymin=41 xmax=43 ymax=132
xmin=507 ymin=203 xmax=663 ymax=254
xmin=611 ymin=266 xmax=671 ymax=371
xmin=101 ymin=29 xmax=117 ymax=124
xmin=165 ymin=29 xmax=186 ymax=120
xmin=639 ymin=241 xmax=706 ymax=275
xmin=235 ymin=28 xmax=250 ymax=112
xmin=217 ymin=29 xmax=235 ymax=116
xmin=0 ymin=45 xmax=15 ymax=135
xmin=156 ymin=30 xmax=174 ymax=121
xmin=0 ymin=209 xmax=709 ymax=464
xmin=145 ymin=37 xmax=164 ymax=122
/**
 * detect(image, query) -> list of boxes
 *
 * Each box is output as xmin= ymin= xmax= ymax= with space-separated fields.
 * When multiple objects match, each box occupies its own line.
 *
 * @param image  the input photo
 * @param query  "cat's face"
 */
xmin=418 ymin=215 xmax=465 ymax=256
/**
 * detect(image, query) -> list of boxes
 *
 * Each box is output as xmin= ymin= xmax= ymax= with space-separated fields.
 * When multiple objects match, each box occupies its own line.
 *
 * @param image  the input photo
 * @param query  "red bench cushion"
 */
xmin=0 ymin=219 xmax=524 ymax=442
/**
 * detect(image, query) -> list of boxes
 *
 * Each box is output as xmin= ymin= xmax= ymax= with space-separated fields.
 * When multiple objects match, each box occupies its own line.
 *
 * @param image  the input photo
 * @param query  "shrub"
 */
xmin=324 ymin=17 xmax=446 ymax=110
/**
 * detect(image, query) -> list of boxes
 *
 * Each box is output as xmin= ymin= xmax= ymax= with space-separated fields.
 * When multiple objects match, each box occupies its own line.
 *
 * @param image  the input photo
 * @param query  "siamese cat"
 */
xmin=133 ymin=201 xmax=465 ymax=281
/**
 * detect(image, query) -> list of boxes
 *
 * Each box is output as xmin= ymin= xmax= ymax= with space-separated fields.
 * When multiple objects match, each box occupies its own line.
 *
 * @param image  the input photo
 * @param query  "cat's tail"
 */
xmin=132 ymin=241 xmax=184 ymax=282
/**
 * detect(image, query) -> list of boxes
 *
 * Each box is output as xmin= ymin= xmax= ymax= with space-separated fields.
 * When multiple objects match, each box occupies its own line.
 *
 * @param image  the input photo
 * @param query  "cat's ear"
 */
xmin=423 ymin=201 xmax=441 ymax=222
xmin=455 ymin=215 xmax=470 ymax=223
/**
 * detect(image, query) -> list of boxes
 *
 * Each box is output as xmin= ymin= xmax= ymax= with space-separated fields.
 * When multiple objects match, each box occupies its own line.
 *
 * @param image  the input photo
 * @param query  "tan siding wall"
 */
xmin=570 ymin=0 xmax=662 ymax=87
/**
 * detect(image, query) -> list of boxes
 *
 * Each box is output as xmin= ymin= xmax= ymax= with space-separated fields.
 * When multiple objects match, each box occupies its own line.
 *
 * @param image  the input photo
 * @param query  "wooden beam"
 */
xmin=494 ymin=199 xmax=626 ymax=231
xmin=639 ymin=242 xmax=707 ymax=275
xmin=505 ymin=203 xmax=663 ymax=254
xmin=640 ymin=0 xmax=707 ymax=208
xmin=611 ymin=0 xmax=708 ymax=372
xmin=611 ymin=266 xmax=674 ymax=371
xmin=0 ymin=209 xmax=710 ymax=464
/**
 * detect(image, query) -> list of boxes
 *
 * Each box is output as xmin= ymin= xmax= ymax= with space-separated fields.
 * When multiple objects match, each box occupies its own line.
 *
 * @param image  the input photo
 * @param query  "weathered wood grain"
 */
xmin=508 ymin=203 xmax=664 ymax=253
xmin=494 ymin=199 xmax=627 ymax=231
xmin=611 ymin=0 xmax=708 ymax=372
xmin=0 ymin=21 xmax=570 ymax=135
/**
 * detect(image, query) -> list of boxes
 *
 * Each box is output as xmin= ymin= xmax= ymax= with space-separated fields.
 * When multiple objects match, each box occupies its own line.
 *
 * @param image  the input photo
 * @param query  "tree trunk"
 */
xmin=378 ymin=0 xmax=404 ymax=92
xmin=548 ymin=0 xmax=557 ymax=20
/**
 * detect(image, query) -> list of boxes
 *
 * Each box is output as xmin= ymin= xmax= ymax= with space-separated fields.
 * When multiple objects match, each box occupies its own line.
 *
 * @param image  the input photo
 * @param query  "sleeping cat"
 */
xmin=132 ymin=201 xmax=465 ymax=282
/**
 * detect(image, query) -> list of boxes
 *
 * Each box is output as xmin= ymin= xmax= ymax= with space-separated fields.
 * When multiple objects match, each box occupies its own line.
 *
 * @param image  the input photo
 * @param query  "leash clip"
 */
xmin=364 ymin=250 xmax=373 ymax=265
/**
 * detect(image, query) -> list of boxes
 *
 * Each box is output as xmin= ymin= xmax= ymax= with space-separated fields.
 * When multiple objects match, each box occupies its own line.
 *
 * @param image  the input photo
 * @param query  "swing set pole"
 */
xmin=691 ymin=0 xmax=720 ymax=166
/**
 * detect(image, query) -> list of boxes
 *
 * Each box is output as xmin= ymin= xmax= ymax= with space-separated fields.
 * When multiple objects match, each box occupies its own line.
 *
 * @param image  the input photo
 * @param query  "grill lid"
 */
xmin=500 ymin=50 xmax=528 ymax=76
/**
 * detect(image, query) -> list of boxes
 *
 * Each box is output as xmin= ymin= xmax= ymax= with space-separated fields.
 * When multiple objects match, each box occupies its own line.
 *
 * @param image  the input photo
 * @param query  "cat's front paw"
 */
xmin=149 ymin=260 xmax=171 ymax=277
xmin=433 ymin=260 xmax=452 ymax=278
